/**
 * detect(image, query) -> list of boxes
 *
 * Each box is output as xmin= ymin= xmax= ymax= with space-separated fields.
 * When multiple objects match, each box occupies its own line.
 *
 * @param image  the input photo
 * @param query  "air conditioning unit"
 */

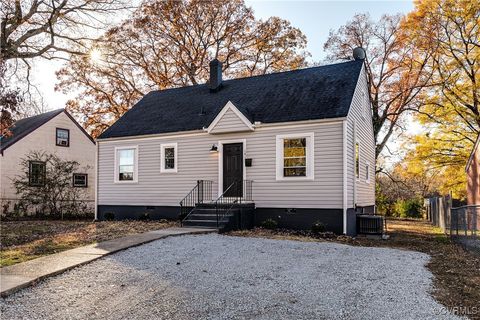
xmin=60 ymin=140 xmax=67 ymax=146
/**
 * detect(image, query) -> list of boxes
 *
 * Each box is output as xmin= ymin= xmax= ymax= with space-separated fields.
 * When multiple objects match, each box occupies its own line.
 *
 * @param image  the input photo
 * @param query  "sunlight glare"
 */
xmin=90 ymin=48 xmax=103 ymax=64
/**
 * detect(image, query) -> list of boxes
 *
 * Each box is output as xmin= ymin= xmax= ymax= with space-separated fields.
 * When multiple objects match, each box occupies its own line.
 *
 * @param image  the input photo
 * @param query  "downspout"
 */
xmin=353 ymin=121 xmax=357 ymax=210
xmin=94 ymin=141 xmax=99 ymax=221
xmin=342 ymin=120 xmax=348 ymax=234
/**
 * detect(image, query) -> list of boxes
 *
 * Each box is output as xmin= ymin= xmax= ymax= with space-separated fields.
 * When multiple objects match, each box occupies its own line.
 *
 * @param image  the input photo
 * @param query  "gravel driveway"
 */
xmin=1 ymin=234 xmax=458 ymax=319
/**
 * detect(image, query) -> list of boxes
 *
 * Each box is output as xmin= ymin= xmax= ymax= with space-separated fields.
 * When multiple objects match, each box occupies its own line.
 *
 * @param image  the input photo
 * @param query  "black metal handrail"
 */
xmin=214 ymin=180 xmax=253 ymax=228
xmin=180 ymin=180 xmax=212 ymax=222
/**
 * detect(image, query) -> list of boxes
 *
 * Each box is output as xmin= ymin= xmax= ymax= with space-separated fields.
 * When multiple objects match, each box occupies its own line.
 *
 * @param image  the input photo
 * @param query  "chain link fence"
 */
xmin=426 ymin=196 xmax=479 ymax=253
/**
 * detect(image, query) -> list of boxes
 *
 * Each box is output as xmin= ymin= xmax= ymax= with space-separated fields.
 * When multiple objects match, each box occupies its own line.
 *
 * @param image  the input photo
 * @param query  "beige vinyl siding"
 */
xmin=98 ymin=120 xmax=344 ymax=208
xmin=209 ymin=108 xmax=252 ymax=134
xmin=346 ymin=64 xmax=376 ymax=207
xmin=0 ymin=112 xmax=96 ymax=202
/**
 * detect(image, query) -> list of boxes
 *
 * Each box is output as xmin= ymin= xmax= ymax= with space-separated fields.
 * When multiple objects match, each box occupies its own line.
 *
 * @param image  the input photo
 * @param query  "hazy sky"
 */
xmin=33 ymin=0 xmax=414 ymax=111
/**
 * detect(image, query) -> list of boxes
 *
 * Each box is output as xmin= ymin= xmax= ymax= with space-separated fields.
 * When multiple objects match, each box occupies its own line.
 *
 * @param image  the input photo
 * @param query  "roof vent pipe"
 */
xmin=209 ymin=59 xmax=222 ymax=92
xmin=353 ymin=47 xmax=366 ymax=60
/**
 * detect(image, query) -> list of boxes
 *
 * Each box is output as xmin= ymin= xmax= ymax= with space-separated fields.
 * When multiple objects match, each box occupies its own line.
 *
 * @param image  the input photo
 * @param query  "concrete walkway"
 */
xmin=0 ymin=227 xmax=216 ymax=298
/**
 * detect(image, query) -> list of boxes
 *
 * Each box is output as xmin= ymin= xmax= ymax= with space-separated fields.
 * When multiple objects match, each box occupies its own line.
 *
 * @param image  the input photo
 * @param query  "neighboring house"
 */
xmin=0 ymin=109 xmax=96 ymax=213
xmin=96 ymin=51 xmax=375 ymax=235
xmin=466 ymin=134 xmax=480 ymax=205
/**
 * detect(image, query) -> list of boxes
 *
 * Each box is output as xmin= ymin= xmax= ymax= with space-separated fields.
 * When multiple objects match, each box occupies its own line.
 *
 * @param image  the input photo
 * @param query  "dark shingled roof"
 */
xmin=1 ymin=109 xmax=64 ymax=153
xmin=99 ymin=60 xmax=363 ymax=139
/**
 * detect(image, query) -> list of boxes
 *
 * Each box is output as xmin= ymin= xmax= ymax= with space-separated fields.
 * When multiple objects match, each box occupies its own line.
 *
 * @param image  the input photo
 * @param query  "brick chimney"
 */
xmin=209 ymin=59 xmax=222 ymax=92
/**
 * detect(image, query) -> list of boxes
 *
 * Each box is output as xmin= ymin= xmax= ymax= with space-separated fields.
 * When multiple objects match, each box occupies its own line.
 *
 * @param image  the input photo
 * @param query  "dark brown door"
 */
xmin=223 ymin=143 xmax=243 ymax=197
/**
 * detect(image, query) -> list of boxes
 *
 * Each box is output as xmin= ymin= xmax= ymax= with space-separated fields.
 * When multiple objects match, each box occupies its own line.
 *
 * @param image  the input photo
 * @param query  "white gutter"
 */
xmin=96 ymin=117 xmax=347 ymax=143
xmin=342 ymin=119 xmax=348 ymax=234
xmin=94 ymin=141 xmax=99 ymax=221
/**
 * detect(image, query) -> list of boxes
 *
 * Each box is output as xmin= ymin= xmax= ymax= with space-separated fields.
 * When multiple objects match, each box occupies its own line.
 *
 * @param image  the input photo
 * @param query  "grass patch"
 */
xmin=228 ymin=218 xmax=480 ymax=319
xmin=0 ymin=220 xmax=178 ymax=267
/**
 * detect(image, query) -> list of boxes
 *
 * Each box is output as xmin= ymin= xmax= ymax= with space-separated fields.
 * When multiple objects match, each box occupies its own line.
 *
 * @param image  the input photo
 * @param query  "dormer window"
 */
xmin=56 ymin=128 xmax=70 ymax=147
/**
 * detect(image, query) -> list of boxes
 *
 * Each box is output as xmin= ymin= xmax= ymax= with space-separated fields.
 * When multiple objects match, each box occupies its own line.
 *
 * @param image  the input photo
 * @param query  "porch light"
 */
xmin=210 ymin=144 xmax=218 ymax=152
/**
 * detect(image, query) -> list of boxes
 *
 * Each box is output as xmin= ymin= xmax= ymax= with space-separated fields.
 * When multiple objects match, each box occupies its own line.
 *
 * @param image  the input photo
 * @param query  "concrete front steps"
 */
xmin=182 ymin=203 xmax=255 ymax=230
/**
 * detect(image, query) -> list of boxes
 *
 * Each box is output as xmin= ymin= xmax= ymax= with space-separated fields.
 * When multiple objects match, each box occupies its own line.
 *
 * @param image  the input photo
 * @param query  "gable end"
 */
xmin=207 ymin=101 xmax=254 ymax=134
xmin=1 ymin=109 xmax=95 ymax=155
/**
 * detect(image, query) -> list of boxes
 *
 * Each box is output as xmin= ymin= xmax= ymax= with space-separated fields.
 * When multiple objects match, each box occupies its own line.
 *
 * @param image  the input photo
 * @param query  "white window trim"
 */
xmin=365 ymin=161 xmax=370 ymax=184
xmin=361 ymin=90 xmax=367 ymax=120
xmin=275 ymin=132 xmax=314 ymax=181
xmin=73 ymin=173 xmax=88 ymax=187
xmin=218 ymin=139 xmax=247 ymax=197
xmin=114 ymin=145 xmax=138 ymax=183
xmin=160 ymin=143 xmax=178 ymax=173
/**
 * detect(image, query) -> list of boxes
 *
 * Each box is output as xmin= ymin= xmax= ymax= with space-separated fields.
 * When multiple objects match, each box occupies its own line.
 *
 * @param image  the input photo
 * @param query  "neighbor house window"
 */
xmin=73 ymin=173 xmax=88 ymax=187
xmin=160 ymin=143 xmax=178 ymax=173
xmin=365 ymin=161 xmax=370 ymax=183
xmin=56 ymin=128 xmax=70 ymax=147
xmin=29 ymin=161 xmax=46 ymax=186
xmin=355 ymin=142 xmax=360 ymax=180
xmin=114 ymin=146 xmax=138 ymax=182
xmin=276 ymin=133 xmax=314 ymax=180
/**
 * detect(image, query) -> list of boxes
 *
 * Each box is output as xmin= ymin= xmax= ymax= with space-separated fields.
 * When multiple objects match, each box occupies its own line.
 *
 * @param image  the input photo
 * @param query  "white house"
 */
xmin=95 ymin=51 xmax=375 ymax=235
xmin=0 ymin=109 xmax=96 ymax=215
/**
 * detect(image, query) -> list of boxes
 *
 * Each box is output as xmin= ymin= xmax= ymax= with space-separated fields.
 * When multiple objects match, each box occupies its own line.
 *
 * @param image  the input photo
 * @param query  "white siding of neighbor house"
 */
xmin=209 ymin=107 xmax=252 ymax=134
xmin=98 ymin=120 xmax=345 ymax=209
xmin=346 ymin=65 xmax=376 ymax=208
xmin=0 ymin=112 xmax=96 ymax=202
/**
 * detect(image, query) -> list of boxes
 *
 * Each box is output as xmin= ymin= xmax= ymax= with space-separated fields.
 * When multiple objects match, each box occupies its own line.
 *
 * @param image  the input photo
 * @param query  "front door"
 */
xmin=223 ymin=143 xmax=243 ymax=197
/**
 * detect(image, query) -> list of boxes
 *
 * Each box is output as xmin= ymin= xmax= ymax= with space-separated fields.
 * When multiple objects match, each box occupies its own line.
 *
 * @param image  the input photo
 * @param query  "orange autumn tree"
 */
xmin=401 ymin=0 xmax=480 ymax=199
xmin=57 ymin=0 xmax=309 ymax=137
xmin=324 ymin=13 xmax=434 ymax=160
xmin=0 ymin=59 xmax=21 ymax=137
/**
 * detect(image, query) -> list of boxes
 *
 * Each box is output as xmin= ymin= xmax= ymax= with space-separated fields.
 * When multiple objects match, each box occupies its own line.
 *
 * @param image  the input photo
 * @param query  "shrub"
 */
xmin=311 ymin=221 xmax=327 ymax=234
xmin=392 ymin=198 xmax=423 ymax=218
xmin=260 ymin=218 xmax=278 ymax=230
xmin=104 ymin=212 xmax=115 ymax=221
xmin=11 ymin=151 xmax=92 ymax=219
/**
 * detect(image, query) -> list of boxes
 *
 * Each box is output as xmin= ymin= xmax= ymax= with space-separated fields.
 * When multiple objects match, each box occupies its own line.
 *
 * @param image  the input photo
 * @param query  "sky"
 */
xmin=33 ymin=0 xmax=414 ymax=111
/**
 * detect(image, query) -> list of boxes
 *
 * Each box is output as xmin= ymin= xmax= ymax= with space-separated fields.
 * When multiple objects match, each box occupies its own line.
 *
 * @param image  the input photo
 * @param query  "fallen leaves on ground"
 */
xmin=229 ymin=219 xmax=480 ymax=319
xmin=0 ymin=220 xmax=178 ymax=267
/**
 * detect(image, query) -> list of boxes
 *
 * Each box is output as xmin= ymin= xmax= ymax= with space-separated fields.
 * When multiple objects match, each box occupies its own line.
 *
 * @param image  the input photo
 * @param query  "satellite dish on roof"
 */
xmin=353 ymin=47 xmax=366 ymax=60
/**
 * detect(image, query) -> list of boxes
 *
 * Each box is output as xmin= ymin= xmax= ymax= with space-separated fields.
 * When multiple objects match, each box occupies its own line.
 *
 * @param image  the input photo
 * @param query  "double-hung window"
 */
xmin=115 ymin=146 xmax=138 ymax=182
xmin=73 ymin=173 xmax=88 ymax=187
xmin=355 ymin=142 xmax=360 ymax=180
xmin=56 ymin=128 xmax=70 ymax=147
xmin=160 ymin=143 xmax=178 ymax=173
xmin=276 ymin=133 xmax=314 ymax=180
xmin=365 ymin=161 xmax=370 ymax=183
xmin=29 ymin=161 xmax=46 ymax=186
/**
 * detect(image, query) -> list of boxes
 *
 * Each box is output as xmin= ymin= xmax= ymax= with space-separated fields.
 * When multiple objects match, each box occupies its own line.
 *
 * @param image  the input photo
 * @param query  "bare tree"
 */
xmin=57 ymin=0 xmax=309 ymax=137
xmin=0 ymin=0 xmax=130 ymax=119
xmin=1 ymin=0 xmax=129 ymax=61
xmin=324 ymin=13 xmax=434 ymax=159
xmin=11 ymin=151 xmax=93 ymax=219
